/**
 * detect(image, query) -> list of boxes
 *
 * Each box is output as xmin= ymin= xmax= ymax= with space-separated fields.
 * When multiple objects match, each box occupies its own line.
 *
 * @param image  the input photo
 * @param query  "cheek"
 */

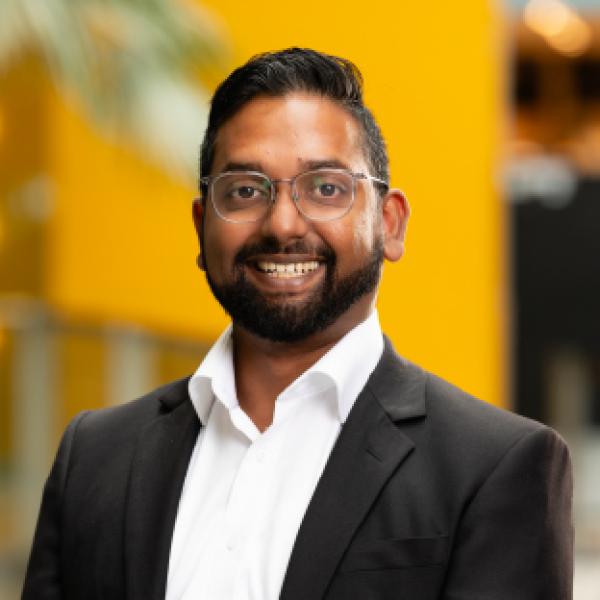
xmin=351 ymin=207 xmax=378 ymax=256
xmin=203 ymin=219 xmax=255 ymax=273
xmin=202 ymin=225 xmax=231 ymax=275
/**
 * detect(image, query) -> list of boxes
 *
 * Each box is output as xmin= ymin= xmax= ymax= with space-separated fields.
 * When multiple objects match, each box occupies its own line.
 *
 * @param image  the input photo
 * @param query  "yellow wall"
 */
xmin=45 ymin=1 xmax=507 ymax=406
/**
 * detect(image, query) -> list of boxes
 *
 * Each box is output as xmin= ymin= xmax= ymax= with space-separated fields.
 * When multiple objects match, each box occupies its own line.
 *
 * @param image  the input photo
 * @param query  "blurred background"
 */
xmin=0 ymin=0 xmax=598 ymax=597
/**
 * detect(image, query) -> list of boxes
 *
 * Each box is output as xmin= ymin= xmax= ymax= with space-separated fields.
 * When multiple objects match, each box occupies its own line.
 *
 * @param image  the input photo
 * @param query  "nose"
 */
xmin=259 ymin=181 xmax=310 ymax=241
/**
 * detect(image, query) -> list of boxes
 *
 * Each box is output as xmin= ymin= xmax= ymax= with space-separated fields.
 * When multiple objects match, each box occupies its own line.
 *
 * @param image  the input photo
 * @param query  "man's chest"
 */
xmin=166 ymin=389 xmax=344 ymax=600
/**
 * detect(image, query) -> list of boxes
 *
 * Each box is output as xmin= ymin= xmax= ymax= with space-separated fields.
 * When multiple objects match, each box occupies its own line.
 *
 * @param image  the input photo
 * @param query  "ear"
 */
xmin=381 ymin=189 xmax=410 ymax=262
xmin=192 ymin=197 xmax=206 ymax=271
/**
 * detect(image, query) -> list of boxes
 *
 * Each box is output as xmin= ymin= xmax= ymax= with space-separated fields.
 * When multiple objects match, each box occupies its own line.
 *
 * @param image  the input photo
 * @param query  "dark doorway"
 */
xmin=512 ymin=178 xmax=600 ymax=429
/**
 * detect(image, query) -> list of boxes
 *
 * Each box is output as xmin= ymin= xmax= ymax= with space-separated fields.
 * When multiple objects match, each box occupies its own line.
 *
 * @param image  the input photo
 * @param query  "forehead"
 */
xmin=211 ymin=92 xmax=367 ymax=175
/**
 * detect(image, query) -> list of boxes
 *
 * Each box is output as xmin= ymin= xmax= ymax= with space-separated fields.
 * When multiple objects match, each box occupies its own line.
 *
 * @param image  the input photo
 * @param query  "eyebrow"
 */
xmin=220 ymin=161 xmax=264 ymax=173
xmin=301 ymin=159 xmax=352 ymax=171
xmin=219 ymin=159 xmax=352 ymax=175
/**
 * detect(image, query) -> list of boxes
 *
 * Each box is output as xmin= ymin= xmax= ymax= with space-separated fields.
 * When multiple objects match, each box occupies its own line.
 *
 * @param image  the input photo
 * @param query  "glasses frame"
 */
xmin=199 ymin=168 xmax=389 ymax=224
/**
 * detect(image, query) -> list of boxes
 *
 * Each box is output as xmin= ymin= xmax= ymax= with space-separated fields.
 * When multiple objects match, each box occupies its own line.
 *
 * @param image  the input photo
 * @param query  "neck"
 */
xmin=231 ymin=298 xmax=375 ymax=432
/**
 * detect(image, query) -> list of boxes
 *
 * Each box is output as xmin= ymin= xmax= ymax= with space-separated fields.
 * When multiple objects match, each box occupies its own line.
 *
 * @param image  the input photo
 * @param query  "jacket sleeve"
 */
xmin=441 ymin=425 xmax=573 ymax=600
xmin=21 ymin=412 xmax=89 ymax=600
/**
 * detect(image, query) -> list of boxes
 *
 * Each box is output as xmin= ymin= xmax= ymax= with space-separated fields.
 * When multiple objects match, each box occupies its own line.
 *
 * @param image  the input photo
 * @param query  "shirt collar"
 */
xmin=285 ymin=310 xmax=383 ymax=422
xmin=188 ymin=325 xmax=236 ymax=425
xmin=188 ymin=311 xmax=384 ymax=426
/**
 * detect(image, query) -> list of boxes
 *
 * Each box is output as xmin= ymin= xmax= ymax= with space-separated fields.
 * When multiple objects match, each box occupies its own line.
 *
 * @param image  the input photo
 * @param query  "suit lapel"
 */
xmin=280 ymin=339 xmax=427 ymax=600
xmin=124 ymin=379 xmax=201 ymax=600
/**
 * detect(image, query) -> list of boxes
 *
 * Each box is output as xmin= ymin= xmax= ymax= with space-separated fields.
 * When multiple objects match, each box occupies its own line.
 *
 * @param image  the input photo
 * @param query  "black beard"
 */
xmin=203 ymin=236 xmax=384 ymax=343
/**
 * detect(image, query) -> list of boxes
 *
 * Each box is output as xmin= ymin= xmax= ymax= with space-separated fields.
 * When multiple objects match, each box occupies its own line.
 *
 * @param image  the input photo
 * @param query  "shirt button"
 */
xmin=256 ymin=450 xmax=266 ymax=463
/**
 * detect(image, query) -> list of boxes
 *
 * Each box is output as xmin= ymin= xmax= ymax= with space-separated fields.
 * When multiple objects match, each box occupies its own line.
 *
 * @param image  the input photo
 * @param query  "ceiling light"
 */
xmin=523 ymin=0 xmax=592 ymax=57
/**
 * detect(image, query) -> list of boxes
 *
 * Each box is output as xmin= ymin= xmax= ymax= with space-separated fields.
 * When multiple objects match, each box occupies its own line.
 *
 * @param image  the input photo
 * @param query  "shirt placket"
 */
xmin=211 ymin=430 xmax=272 ymax=599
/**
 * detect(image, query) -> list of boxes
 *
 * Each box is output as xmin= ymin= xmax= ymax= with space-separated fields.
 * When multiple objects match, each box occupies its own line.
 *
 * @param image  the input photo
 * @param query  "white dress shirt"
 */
xmin=165 ymin=311 xmax=384 ymax=600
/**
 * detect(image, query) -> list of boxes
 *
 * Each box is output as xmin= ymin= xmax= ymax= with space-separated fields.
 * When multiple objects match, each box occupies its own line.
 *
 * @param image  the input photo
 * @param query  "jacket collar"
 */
xmin=280 ymin=336 xmax=427 ymax=600
xmin=125 ymin=378 xmax=199 ymax=600
xmin=369 ymin=336 xmax=427 ymax=422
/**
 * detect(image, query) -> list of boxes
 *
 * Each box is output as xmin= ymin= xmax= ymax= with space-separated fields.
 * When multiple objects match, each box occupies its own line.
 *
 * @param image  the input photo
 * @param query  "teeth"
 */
xmin=256 ymin=261 xmax=320 ymax=277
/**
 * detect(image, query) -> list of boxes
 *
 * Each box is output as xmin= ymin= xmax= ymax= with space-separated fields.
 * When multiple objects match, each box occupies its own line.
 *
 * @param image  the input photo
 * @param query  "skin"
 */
xmin=193 ymin=92 xmax=409 ymax=431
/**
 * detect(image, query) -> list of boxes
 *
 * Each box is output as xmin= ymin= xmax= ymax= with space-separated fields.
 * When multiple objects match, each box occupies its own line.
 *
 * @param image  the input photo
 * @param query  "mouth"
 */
xmin=242 ymin=254 xmax=328 ymax=292
xmin=254 ymin=260 xmax=321 ymax=279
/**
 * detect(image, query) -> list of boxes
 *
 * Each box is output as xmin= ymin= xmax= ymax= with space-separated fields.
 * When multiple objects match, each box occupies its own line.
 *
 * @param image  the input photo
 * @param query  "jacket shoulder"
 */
xmin=424 ymin=370 xmax=544 ymax=438
xmin=70 ymin=376 xmax=191 ymax=446
xmin=374 ymin=338 xmax=566 ymax=463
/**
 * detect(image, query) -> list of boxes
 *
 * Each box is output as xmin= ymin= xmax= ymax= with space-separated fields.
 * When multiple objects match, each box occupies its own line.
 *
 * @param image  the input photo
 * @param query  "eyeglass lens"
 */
xmin=211 ymin=170 xmax=355 ymax=223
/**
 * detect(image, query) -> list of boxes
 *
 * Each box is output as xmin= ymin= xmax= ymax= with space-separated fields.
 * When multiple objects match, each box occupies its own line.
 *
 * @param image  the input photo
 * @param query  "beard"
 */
xmin=203 ymin=236 xmax=384 ymax=343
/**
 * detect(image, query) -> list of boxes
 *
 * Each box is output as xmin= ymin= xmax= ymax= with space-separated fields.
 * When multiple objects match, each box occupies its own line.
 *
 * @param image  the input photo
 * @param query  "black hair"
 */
xmin=199 ymin=47 xmax=389 ymax=196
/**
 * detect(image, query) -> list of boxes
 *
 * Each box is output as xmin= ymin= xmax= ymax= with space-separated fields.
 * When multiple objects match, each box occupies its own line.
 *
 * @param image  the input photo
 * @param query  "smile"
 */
xmin=255 ymin=261 xmax=321 ymax=278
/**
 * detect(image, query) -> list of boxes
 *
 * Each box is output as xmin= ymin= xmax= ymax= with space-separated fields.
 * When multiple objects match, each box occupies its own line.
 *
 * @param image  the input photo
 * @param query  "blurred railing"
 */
xmin=0 ymin=295 xmax=209 ymax=598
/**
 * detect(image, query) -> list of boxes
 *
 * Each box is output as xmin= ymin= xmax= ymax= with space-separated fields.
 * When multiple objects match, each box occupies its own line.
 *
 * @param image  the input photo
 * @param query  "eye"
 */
xmin=222 ymin=176 xmax=271 ymax=202
xmin=232 ymin=185 xmax=262 ymax=199
xmin=316 ymin=183 xmax=339 ymax=197
xmin=306 ymin=173 xmax=349 ymax=201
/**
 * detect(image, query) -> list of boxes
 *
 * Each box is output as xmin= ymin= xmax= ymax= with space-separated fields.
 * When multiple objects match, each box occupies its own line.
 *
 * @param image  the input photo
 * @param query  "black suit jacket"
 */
xmin=22 ymin=338 xmax=573 ymax=599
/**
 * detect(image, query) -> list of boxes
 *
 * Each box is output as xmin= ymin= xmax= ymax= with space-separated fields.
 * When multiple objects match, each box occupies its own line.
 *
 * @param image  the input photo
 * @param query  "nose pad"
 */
xmin=290 ymin=185 xmax=300 ymax=204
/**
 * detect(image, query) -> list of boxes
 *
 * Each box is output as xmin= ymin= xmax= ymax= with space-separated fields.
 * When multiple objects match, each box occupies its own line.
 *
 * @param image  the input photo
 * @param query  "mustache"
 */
xmin=234 ymin=237 xmax=336 ymax=265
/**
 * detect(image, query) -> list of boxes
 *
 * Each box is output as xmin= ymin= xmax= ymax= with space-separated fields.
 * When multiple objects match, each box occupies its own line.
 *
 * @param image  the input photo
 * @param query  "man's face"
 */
xmin=195 ymin=92 xmax=399 ymax=343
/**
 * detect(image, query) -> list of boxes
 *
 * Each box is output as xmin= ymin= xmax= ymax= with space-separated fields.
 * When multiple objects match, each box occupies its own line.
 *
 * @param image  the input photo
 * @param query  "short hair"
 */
xmin=199 ymin=48 xmax=389 ymax=196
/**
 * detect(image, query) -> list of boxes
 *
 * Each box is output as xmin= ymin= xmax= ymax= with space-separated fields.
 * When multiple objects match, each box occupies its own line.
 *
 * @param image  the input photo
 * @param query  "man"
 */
xmin=23 ymin=48 xmax=572 ymax=599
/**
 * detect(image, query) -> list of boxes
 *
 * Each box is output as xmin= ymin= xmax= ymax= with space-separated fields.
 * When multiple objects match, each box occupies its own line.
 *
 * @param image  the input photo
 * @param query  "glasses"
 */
xmin=200 ymin=169 xmax=388 ymax=223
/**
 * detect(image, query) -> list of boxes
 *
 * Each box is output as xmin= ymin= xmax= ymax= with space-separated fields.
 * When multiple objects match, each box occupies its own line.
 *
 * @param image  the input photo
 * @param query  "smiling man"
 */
xmin=23 ymin=49 xmax=573 ymax=600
